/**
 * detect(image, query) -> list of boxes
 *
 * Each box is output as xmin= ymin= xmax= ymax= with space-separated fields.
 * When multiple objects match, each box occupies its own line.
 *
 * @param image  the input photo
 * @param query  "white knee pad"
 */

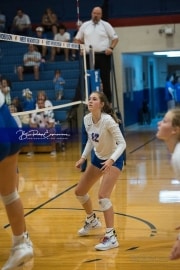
xmin=99 ymin=198 xmax=112 ymax=211
xmin=1 ymin=190 xmax=20 ymax=205
xmin=76 ymin=194 xmax=89 ymax=205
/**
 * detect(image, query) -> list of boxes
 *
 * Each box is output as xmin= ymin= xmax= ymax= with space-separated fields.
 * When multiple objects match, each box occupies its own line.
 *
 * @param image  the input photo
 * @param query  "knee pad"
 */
xmin=76 ymin=194 xmax=89 ymax=205
xmin=1 ymin=190 xmax=20 ymax=205
xmin=99 ymin=198 xmax=112 ymax=211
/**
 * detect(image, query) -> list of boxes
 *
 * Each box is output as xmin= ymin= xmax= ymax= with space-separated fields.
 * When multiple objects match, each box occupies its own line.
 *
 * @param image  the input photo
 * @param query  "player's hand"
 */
xmin=75 ymin=158 xmax=86 ymax=169
xmin=170 ymin=239 xmax=180 ymax=260
xmin=100 ymin=159 xmax=114 ymax=173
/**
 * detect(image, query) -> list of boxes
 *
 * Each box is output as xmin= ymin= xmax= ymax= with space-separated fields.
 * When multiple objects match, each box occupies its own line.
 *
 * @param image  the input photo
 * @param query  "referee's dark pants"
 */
xmin=86 ymin=53 xmax=112 ymax=102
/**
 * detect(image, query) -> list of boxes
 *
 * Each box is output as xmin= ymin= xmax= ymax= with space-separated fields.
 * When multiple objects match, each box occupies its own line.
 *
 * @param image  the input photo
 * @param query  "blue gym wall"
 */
xmin=1 ymin=0 xmax=180 ymax=26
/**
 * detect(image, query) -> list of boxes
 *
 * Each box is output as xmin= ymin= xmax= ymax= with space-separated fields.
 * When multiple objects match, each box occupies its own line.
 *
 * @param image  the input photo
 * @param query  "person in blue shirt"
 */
xmin=174 ymin=76 xmax=180 ymax=106
xmin=165 ymin=74 xmax=175 ymax=109
xmin=53 ymin=69 xmax=65 ymax=100
xmin=22 ymin=88 xmax=35 ymax=111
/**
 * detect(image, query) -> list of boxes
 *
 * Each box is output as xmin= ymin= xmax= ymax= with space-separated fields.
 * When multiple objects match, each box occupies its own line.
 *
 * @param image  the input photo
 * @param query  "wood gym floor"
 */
xmin=0 ymin=119 xmax=180 ymax=270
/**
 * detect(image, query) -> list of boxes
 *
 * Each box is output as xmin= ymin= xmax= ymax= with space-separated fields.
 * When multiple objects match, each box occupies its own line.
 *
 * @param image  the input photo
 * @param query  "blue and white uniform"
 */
xmin=0 ymin=92 xmax=21 ymax=161
xmin=82 ymin=113 xmax=126 ymax=170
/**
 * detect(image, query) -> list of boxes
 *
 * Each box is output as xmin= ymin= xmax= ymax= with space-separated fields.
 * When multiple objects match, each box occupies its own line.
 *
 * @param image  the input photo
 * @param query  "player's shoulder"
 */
xmin=101 ymin=113 xmax=118 ymax=126
xmin=175 ymin=142 xmax=180 ymax=153
xmin=84 ymin=112 xmax=93 ymax=125
xmin=84 ymin=112 xmax=91 ymax=121
xmin=101 ymin=113 xmax=112 ymax=121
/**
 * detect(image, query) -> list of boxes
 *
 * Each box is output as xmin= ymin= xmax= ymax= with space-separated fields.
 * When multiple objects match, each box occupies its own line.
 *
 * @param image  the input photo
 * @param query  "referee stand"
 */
xmin=111 ymin=56 xmax=126 ymax=165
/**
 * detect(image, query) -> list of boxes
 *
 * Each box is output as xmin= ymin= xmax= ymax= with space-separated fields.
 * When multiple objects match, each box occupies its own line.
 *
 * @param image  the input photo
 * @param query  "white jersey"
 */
xmin=54 ymin=32 xmax=70 ymax=42
xmin=13 ymin=14 xmax=31 ymax=26
xmin=82 ymin=112 xmax=126 ymax=162
xmin=31 ymin=100 xmax=54 ymax=128
xmin=24 ymin=51 xmax=41 ymax=67
xmin=171 ymin=142 xmax=180 ymax=179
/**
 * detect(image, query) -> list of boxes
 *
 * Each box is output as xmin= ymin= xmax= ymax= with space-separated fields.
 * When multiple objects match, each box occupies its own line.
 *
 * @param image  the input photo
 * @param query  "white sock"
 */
xmin=24 ymin=231 xmax=29 ymax=239
xmin=87 ymin=213 xmax=95 ymax=222
xmin=105 ymin=228 xmax=114 ymax=236
xmin=12 ymin=233 xmax=24 ymax=246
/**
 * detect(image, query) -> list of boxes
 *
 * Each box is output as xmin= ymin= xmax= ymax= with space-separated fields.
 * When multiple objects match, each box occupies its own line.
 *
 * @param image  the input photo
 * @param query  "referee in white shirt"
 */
xmin=75 ymin=6 xmax=119 ymax=103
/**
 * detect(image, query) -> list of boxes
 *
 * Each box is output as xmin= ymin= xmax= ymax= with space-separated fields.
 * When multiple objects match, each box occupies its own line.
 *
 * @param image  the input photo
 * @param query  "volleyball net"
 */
xmin=0 ymin=32 xmax=91 ymax=143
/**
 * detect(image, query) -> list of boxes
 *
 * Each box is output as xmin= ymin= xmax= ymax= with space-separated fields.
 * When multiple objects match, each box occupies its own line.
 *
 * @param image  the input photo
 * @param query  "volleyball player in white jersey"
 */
xmin=75 ymin=92 xmax=126 ymax=251
xmin=0 ymin=91 xmax=33 ymax=269
xmin=156 ymin=107 xmax=180 ymax=260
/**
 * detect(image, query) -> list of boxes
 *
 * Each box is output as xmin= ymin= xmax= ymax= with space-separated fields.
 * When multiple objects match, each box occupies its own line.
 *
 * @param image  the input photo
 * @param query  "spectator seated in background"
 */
xmin=17 ymin=44 xmax=41 ymax=81
xmin=36 ymin=90 xmax=53 ymax=108
xmin=34 ymin=26 xmax=48 ymax=60
xmin=27 ymin=91 xmax=56 ymax=157
xmin=41 ymin=7 xmax=59 ymax=36
xmin=18 ymin=89 xmax=35 ymax=126
xmin=11 ymin=96 xmax=23 ymax=112
xmin=0 ymin=77 xmax=11 ymax=105
xmin=50 ymin=24 xmax=71 ymax=61
xmin=0 ymin=10 xmax=6 ymax=32
xmin=22 ymin=88 xmax=35 ymax=111
xmin=11 ymin=8 xmax=31 ymax=36
xmin=53 ymin=69 xmax=65 ymax=100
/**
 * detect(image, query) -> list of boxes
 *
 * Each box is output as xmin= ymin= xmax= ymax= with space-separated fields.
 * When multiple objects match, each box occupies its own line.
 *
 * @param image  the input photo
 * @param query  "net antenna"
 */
xmin=75 ymin=0 xmax=88 ymax=104
xmin=76 ymin=0 xmax=81 ymax=26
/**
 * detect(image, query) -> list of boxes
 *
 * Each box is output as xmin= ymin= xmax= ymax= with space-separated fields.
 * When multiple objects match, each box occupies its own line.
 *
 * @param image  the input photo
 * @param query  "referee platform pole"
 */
xmin=111 ymin=56 xmax=126 ymax=165
xmin=80 ymin=46 xmax=101 ymax=171
xmin=81 ymin=46 xmax=126 ymax=172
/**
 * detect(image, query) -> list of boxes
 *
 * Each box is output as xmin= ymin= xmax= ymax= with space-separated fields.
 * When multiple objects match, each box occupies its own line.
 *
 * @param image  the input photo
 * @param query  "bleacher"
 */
xmin=0 ymin=40 xmax=80 ymax=152
xmin=0 ymin=40 xmax=80 ymax=110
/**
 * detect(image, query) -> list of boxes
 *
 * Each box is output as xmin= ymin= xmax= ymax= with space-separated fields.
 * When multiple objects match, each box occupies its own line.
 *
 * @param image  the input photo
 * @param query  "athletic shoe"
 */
xmin=26 ymin=152 xmax=34 ymax=157
xmin=50 ymin=150 xmax=56 ymax=156
xmin=2 ymin=236 xmax=33 ymax=270
xmin=78 ymin=215 xmax=102 ymax=236
xmin=95 ymin=232 xmax=119 ymax=251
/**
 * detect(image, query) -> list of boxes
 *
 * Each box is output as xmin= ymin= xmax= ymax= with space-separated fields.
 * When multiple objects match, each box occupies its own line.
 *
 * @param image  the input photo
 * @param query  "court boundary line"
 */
xmin=3 ymin=183 xmax=77 ymax=229
xmin=128 ymin=136 xmax=156 ymax=154
xmin=16 ymin=206 xmax=157 ymax=237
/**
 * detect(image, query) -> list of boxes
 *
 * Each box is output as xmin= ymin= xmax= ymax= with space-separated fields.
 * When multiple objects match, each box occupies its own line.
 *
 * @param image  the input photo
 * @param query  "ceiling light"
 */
xmin=153 ymin=51 xmax=180 ymax=57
